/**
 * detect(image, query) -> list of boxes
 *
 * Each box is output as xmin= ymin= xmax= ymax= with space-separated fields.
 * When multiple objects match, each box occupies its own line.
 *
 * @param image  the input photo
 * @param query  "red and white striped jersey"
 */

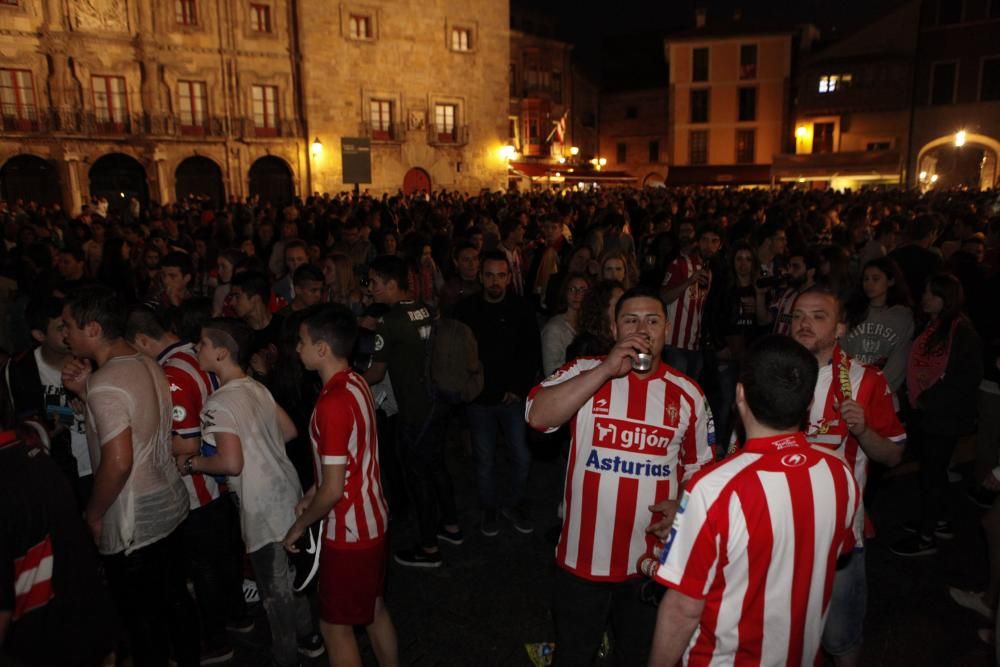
xmin=655 ymin=432 xmax=860 ymax=666
xmin=662 ymin=255 xmax=710 ymax=351
xmin=309 ymin=369 xmax=388 ymax=547
xmin=806 ymin=349 xmax=905 ymax=543
xmin=526 ymin=357 xmax=715 ymax=582
xmin=771 ymin=287 xmax=799 ymax=336
xmin=12 ymin=534 xmax=54 ymax=621
xmin=159 ymin=342 xmax=221 ymax=510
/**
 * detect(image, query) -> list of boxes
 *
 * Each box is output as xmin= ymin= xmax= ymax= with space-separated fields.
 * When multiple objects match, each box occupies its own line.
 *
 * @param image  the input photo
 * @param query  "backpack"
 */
xmin=424 ymin=317 xmax=484 ymax=404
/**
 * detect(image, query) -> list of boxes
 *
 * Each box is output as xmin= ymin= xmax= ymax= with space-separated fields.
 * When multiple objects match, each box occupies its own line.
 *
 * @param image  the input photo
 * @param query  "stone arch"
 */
xmin=403 ymin=167 xmax=432 ymax=195
xmin=88 ymin=152 xmax=150 ymax=212
xmin=0 ymin=154 xmax=62 ymax=207
xmin=248 ymin=155 xmax=294 ymax=208
xmin=916 ymin=132 xmax=1000 ymax=190
xmin=175 ymin=155 xmax=225 ymax=208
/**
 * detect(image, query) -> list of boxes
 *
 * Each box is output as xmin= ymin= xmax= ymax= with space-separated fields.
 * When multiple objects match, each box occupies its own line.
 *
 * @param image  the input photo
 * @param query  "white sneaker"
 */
xmin=949 ymin=587 xmax=994 ymax=619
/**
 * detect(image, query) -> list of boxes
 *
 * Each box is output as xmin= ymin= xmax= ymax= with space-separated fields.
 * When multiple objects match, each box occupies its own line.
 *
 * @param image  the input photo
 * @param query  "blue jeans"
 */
xmin=822 ymin=550 xmax=867 ymax=656
xmin=664 ymin=346 xmax=704 ymax=381
xmin=466 ymin=401 xmax=531 ymax=511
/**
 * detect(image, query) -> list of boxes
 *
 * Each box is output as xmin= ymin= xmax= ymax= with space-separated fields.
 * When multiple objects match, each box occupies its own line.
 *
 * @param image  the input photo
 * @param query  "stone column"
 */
xmin=151 ymin=146 xmax=170 ymax=204
xmin=58 ymin=151 xmax=83 ymax=216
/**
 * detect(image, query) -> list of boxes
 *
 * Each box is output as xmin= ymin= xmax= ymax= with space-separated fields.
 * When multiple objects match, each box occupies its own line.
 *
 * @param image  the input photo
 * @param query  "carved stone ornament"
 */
xmin=72 ymin=0 xmax=128 ymax=32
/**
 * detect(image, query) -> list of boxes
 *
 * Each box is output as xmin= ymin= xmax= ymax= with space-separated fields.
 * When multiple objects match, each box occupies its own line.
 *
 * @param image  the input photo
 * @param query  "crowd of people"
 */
xmin=0 ymin=183 xmax=998 ymax=667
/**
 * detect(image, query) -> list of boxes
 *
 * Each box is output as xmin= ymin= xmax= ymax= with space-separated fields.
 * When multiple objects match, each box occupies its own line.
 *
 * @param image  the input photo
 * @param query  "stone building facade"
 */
xmin=0 ymin=0 xmax=508 ymax=214
xmin=599 ymin=88 xmax=670 ymax=186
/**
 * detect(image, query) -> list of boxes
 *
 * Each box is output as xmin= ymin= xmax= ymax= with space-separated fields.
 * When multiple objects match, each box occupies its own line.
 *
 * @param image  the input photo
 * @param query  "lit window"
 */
xmin=92 ymin=75 xmax=128 ymax=131
xmin=250 ymin=3 xmax=271 ymax=33
xmin=178 ymin=80 xmax=207 ymax=132
xmin=349 ymin=14 xmax=371 ymax=39
xmin=736 ymin=129 xmax=755 ymax=163
xmin=251 ymin=84 xmax=278 ymax=135
xmin=451 ymin=28 xmax=471 ymax=51
xmin=434 ymin=103 xmax=456 ymax=139
xmin=740 ymin=44 xmax=757 ymax=79
xmin=819 ymin=73 xmax=852 ymax=93
xmin=0 ymin=68 xmax=37 ymax=129
xmin=369 ymin=99 xmax=392 ymax=139
xmin=175 ymin=0 xmax=197 ymax=25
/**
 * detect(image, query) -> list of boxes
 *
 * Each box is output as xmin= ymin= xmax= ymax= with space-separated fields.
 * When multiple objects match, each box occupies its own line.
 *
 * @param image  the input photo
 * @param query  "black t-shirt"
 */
xmin=374 ymin=300 xmax=433 ymax=425
xmin=0 ymin=438 xmax=117 ymax=666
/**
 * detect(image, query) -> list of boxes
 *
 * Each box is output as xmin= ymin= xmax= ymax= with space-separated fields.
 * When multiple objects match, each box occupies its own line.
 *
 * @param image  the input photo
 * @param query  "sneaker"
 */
xmin=297 ymin=632 xmax=326 ymax=658
xmin=200 ymin=645 xmax=235 ymax=665
xmin=968 ymin=488 xmax=997 ymax=510
xmin=290 ymin=519 xmax=324 ymax=592
xmin=226 ymin=615 xmax=255 ymax=634
xmin=903 ymin=520 xmax=953 ymax=540
xmin=393 ymin=547 xmax=443 ymax=568
xmin=481 ymin=509 xmax=499 ymax=537
xmin=241 ymin=578 xmax=260 ymax=605
xmin=890 ymin=534 xmax=938 ymax=557
xmin=502 ymin=506 xmax=535 ymax=535
xmin=949 ymin=587 xmax=994 ymax=619
xmin=436 ymin=526 xmax=465 ymax=545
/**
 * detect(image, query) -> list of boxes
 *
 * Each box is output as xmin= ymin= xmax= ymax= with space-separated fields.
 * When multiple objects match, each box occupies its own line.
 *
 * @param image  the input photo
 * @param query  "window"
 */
xmin=178 ymin=80 xmax=207 ymax=133
xmin=523 ymin=50 xmax=549 ymax=94
xmin=812 ymin=122 xmax=834 ymax=154
xmin=509 ymin=64 xmax=517 ymax=97
xmin=692 ymin=47 xmax=709 ymax=82
xmin=981 ymin=58 xmax=1000 ymax=101
xmin=736 ymin=129 xmax=755 ymax=163
xmin=689 ymin=130 xmax=708 ymax=165
xmin=582 ymin=111 xmax=595 ymax=129
xmin=92 ymin=75 xmax=128 ymax=131
xmin=690 ymin=89 xmax=709 ymax=123
xmin=251 ymin=84 xmax=278 ymax=136
xmin=175 ymin=0 xmax=197 ymax=25
xmin=369 ymin=99 xmax=392 ymax=139
xmin=930 ymin=62 xmax=957 ymax=104
xmin=818 ymin=73 xmax=852 ymax=93
xmin=451 ymin=27 xmax=471 ymax=51
xmin=616 ymin=142 xmax=627 ymax=164
xmin=866 ymin=141 xmax=891 ymax=151
xmin=250 ymin=3 xmax=271 ymax=33
xmin=648 ymin=140 xmax=659 ymax=163
xmin=551 ymin=72 xmax=562 ymax=102
xmin=434 ymin=103 xmax=456 ymax=141
xmin=740 ymin=44 xmax=757 ymax=79
xmin=938 ymin=0 xmax=962 ymax=24
xmin=349 ymin=14 xmax=371 ymax=39
xmin=625 ymin=106 xmax=638 ymax=119
xmin=738 ymin=87 xmax=756 ymax=122
xmin=0 ymin=68 xmax=37 ymax=129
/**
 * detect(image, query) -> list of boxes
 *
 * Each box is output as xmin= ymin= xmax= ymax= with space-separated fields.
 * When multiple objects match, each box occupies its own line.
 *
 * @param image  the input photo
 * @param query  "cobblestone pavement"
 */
xmin=228 ymin=441 xmax=996 ymax=667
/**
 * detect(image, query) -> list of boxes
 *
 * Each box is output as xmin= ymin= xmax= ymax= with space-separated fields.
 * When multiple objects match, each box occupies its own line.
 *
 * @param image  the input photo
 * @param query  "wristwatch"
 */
xmin=183 ymin=455 xmax=197 ymax=476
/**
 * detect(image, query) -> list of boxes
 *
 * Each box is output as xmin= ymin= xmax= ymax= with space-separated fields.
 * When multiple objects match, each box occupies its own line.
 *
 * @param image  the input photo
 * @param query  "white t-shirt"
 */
xmin=34 ymin=348 xmax=91 ymax=476
xmin=200 ymin=376 xmax=302 ymax=553
xmin=86 ymin=353 xmax=189 ymax=555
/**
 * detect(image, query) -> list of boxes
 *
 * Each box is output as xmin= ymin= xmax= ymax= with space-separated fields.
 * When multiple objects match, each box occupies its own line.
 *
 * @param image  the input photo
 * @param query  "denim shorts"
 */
xmin=822 ymin=550 xmax=867 ymax=656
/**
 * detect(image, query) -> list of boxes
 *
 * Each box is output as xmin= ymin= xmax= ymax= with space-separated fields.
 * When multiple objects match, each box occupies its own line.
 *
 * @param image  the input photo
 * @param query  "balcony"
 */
xmin=1 ymin=114 xmax=41 ymax=132
xmin=427 ymin=124 xmax=469 ymax=146
xmin=361 ymin=121 xmax=403 ymax=143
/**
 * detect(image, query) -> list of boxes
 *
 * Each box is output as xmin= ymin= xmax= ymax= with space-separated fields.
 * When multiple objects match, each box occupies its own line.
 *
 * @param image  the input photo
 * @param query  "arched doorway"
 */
xmin=403 ymin=167 xmax=431 ymax=195
xmin=916 ymin=133 xmax=1000 ymax=190
xmin=248 ymin=156 xmax=293 ymax=208
xmin=642 ymin=172 xmax=665 ymax=188
xmin=0 ymin=155 xmax=62 ymax=207
xmin=175 ymin=156 xmax=225 ymax=208
xmin=88 ymin=153 xmax=149 ymax=213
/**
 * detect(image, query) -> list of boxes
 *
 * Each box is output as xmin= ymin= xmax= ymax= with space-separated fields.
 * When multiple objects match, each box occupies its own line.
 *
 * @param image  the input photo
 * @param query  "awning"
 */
xmin=771 ymin=151 xmax=902 ymax=180
xmin=665 ymin=164 xmax=772 ymax=186
xmin=509 ymin=161 xmax=552 ymax=178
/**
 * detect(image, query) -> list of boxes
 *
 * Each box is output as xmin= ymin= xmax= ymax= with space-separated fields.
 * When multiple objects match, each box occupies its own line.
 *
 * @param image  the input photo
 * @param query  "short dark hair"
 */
xmin=125 ymin=305 xmax=168 ymax=342
xmin=453 ymin=241 xmax=479 ymax=260
xmin=794 ymin=285 xmax=845 ymax=322
xmin=26 ymin=296 xmax=65 ymax=334
xmin=66 ymin=285 xmax=126 ymax=340
xmin=160 ymin=251 xmax=193 ymax=277
xmin=60 ymin=245 xmax=86 ymax=263
xmin=292 ymin=263 xmax=324 ymax=286
xmin=171 ymin=297 xmax=214 ymax=343
xmin=479 ymin=250 xmax=511 ymax=272
xmin=201 ymin=317 xmax=254 ymax=370
xmin=301 ymin=303 xmax=358 ymax=360
xmin=740 ymin=335 xmax=819 ymax=430
xmin=787 ymin=246 xmax=820 ymax=272
xmin=499 ymin=217 xmax=523 ymax=240
xmin=369 ymin=255 xmax=409 ymax=289
xmin=696 ymin=221 xmax=724 ymax=240
xmin=614 ymin=285 xmax=666 ymax=320
xmin=284 ymin=239 xmax=307 ymax=255
xmin=230 ymin=270 xmax=271 ymax=304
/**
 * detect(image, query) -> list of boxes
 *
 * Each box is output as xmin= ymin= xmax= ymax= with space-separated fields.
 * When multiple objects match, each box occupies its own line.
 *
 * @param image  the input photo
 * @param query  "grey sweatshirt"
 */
xmin=840 ymin=304 xmax=914 ymax=392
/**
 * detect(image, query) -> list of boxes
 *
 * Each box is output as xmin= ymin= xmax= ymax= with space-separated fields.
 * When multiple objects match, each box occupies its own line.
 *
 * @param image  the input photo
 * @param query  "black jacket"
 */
xmin=913 ymin=319 xmax=984 ymax=437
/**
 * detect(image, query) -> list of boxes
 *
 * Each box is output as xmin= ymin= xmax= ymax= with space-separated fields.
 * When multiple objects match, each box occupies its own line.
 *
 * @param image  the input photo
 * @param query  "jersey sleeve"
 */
xmin=164 ymin=367 xmax=203 ymax=439
xmin=661 ymin=258 xmax=686 ymax=289
xmin=200 ymin=403 xmax=239 ymax=447
xmin=654 ymin=483 xmax=719 ymax=599
xmin=86 ymin=387 xmax=132 ymax=446
xmin=524 ymin=357 xmax=601 ymax=434
xmin=862 ymin=370 xmax=906 ymax=444
xmin=677 ymin=391 xmax=716 ymax=485
xmin=314 ymin=395 xmax=353 ymax=466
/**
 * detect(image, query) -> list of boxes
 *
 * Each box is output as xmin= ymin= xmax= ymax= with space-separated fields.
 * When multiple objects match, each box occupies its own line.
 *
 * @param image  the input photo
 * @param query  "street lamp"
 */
xmin=570 ymin=146 xmax=579 ymax=156
xmin=598 ymin=157 xmax=607 ymax=166
xmin=930 ymin=174 xmax=939 ymax=183
xmin=499 ymin=144 xmax=516 ymax=161
xmin=955 ymin=130 xmax=967 ymax=148
xmin=919 ymin=170 xmax=928 ymax=181
xmin=310 ymin=137 xmax=323 ymax=157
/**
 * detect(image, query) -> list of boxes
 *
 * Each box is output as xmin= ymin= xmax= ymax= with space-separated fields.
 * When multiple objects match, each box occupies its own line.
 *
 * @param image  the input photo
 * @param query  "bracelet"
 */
xmin=183 ymin=455 xmax=197 ymax=475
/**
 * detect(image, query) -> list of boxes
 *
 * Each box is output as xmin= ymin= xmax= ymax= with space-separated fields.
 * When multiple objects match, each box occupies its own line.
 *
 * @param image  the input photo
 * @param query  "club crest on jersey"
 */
xmin=593 ymin=417 xmax=672 ymax=453
xmin=665 ymin=404 xmax=679 ymax=426
xmin=781 ymin=452 xmax=808 ymax=467
xmin=172 ymin=406 xmax=187 ymax=422
xmin=169 ymin=383 xmax=182 ymax=392
xmin=593 ymin=397 xmax=610 ymax=415
xmin=374 ymin=334 xmax=384 ymax=352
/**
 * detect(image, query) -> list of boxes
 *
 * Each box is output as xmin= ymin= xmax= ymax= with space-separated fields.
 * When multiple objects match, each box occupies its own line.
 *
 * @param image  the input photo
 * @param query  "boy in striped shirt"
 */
xmin=284 ymin=304 xmax=398 ymax=667
xmin=651 ymin=335 xmax=860 ymax=666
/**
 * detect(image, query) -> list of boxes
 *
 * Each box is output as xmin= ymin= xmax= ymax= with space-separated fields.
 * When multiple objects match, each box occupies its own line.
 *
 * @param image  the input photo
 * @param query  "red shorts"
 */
xmin=318 ymin=538 xmax=387 ymax=626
